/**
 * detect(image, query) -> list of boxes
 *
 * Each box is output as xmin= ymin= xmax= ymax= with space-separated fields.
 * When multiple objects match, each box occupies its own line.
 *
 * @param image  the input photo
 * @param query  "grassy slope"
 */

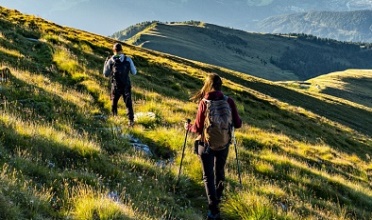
xmin=123 ymin=22 xmax=372 ymax=82
xmin=127 ymin=22 xmax=297 ymax=81
xmin=1 ymin=7 xmax=372 ymax=220
xmin=306 ymin=69 xmax=372 ymax=109
xmin=275 ymin=69 xmax=372 ymax=137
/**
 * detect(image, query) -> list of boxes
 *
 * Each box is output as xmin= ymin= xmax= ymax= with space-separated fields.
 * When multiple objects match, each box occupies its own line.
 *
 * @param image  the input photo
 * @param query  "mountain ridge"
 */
xmin=256 ymin=10 xmax=372 ymax=43
xmin=114 ymin=21 xmax=372 ymax=81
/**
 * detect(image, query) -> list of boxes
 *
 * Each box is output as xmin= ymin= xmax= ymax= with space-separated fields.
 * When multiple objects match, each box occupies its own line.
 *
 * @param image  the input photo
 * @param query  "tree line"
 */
xmin=271 ymin=33 xmax=372 ymax=80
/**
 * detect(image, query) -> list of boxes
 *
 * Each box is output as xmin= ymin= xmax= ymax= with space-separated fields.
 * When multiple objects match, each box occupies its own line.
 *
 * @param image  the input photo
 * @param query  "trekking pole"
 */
xmin=176 ymin=119 xmax=191 ymax=187
xmin=232 ymin=127 xmax=242 ymax=186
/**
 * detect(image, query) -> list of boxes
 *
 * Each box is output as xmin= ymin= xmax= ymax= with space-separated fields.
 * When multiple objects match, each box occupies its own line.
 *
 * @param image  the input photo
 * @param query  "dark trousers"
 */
xmin=111 ymin=85 xmax=134 ymax=121
xmin=198 ymin=145 xmax=229 ymax=213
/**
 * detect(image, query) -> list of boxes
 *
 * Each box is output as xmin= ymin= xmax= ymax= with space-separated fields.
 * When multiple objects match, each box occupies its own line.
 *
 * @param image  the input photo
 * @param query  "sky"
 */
xmin=0 ymin=0 xmax=144 ymax=36
xmin=0 ymin=0 xmax=317 ymax=36
xmin=1 ymin=0 xmax=371 ymax=37
xmin=0 ymin=0 xmax=227 ymax=36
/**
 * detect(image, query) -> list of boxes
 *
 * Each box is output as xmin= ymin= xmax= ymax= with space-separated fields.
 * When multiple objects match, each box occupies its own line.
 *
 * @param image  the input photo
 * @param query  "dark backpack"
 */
xmin=202 ymin=96 xmax=233 ymax=151
xmin=111 ymin=56 xmax=130 ymax=87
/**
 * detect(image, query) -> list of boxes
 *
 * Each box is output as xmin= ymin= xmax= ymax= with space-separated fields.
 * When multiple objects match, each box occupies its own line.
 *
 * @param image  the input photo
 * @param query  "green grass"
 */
xmin=0 ymin=6 xmax=372 ymax=220
xmin=306 ymin=69 xmax=372 ymax=108
xmin=119 ymin=21 xmax=372 ymax=82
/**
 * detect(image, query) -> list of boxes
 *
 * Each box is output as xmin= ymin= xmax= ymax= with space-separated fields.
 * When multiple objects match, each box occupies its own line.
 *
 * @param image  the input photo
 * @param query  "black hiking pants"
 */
xmin=198 ymin=145 xmax=229 ymax=214
xmin=111 ymin=85 xmax=134 ymax=122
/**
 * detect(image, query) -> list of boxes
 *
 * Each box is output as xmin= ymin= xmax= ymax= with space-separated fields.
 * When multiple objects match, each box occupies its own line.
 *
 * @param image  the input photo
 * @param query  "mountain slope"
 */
xmin=115 ymin=21 xmax=372 ymax=81
xmin=1 ymin=6 xmax=372 ymax=220
xmin=111 ymin=21 xmax=153 ymax=41
xmin=256 ymin=10 xmax=372 ymax=43
xmin=307 ymin=69 xmax=372 ymax=108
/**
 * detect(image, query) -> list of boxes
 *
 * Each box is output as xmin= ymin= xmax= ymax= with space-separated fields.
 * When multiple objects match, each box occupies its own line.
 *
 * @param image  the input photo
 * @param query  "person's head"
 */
xmin=191 ymin=73 xmax=222 ymax=102
xmin=203 ymin=72 xmax=222 ymax=92
xmin=113 ymin=43 xmax=123 ymax=54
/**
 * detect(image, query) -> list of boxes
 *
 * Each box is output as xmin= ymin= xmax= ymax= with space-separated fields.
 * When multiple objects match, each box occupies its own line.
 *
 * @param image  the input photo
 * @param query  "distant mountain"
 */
xmin=255 ymin=10 xmax=372 ymax=43
xmin=113 ymin=21 xmax=372 ymax=81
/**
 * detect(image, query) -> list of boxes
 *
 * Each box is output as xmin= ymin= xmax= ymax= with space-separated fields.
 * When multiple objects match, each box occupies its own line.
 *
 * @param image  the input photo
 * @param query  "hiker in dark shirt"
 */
xmin=185 ymin=72 xmax=242 ymax=220
xmin=103 ymin=43 xmax=137 ymax=126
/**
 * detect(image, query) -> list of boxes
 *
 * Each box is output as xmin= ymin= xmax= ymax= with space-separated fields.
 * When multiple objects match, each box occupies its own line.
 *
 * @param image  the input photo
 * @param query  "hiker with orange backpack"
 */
xmin=103 ymin=43 xmax=137 ymax=126
xmin=185 ymin=73 xmax=242 ymax=220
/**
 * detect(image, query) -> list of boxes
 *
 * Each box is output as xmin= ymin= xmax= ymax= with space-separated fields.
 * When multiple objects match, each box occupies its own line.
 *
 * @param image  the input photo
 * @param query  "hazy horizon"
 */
xmin=1 ymin=0 xmax=371 ymax=36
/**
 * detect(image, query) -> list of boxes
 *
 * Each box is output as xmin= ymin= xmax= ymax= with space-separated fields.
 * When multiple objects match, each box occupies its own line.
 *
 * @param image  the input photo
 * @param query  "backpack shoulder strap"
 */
xmin=201 ymin=98 xmax=210 ymax=142
xmin=202 ymin=98 xmax=212 ymax=112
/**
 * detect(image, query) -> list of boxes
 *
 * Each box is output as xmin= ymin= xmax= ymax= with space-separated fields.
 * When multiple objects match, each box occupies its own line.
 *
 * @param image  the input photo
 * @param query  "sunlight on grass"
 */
xmin=139 ymin=127 xmax=184 ymax=151
xmin=132 ymin=88 xmax=196 ymax=125
xmin=260 ymin=149 xmax=372 ymax=200
xmin=53 ymin=47 xmax=79 ymax=73
xmin=0 ymin=46 xmax=24 ymax=57
xmin=42 ymin=34 xmax=70 ymax=45
xmin=258 ymin=183 xmax=287 ymax=199
xmin=8 ymin=68 xmax=95 ymax=110
xmin=303 ymin=69 xmax=372 ymax=112
xmin=132 ymin=86 xmax=162 ymax=102
xmin=222 ymin=193 xmax=291 ymax=220
xmin=308 ymin=69 xmax=371 ymax=93
xmin=74 ymin=42 xmax=93 ymax=54
xmin=1 ymin=113 xmax=101 ymax=156
xmin=80 ymin=80 xmax=106 ymax=97
xmin=69 ymin=185 xmax=136 ymax=220
xmin=254 ymin=160 xmax=275 ymax=175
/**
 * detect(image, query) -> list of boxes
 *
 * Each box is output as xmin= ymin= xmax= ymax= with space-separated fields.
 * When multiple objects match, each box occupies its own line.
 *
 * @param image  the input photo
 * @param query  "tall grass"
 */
xmin=68 ymin=184 xmax=136 ymax=220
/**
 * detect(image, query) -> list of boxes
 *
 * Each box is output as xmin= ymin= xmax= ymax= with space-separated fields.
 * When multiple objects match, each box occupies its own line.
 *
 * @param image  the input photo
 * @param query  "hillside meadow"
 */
xmin=1 ymin=7 xmax=372 ymax=220
xmin=306 ymin=69 xmax=372 ymax=109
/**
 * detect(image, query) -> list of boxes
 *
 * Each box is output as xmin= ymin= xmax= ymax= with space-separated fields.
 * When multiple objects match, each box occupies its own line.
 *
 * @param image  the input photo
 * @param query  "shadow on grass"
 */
xmin=1 ymin=73 xmax=207 ymax=220
xmin=321 ymin=76 xmax=372 ymax=108
xmin=0 ymin=173 xmax=56 ymax=219
xmin=114 ymin=153 xmax=206 ymax=219
xmin=226 ymin=86 xmax=371 ymax=162
xmin=237 ymin=140 xmax=372 ymax=219
xmin=239 ymin=137 xmax=372 ymax=183
xmin=130 ymin=55 xmax=202 ymax=100
xmin=215 ymin=69 xmax=372 ymax=137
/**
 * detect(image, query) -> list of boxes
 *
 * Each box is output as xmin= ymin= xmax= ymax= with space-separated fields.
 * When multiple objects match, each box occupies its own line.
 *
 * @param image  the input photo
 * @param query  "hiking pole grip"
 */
xmin=186 ymin=118 xmax=191 ymax=125
xmin=232 ymin=127 xmax=242 ymax=186
xmin=176 ymin=119 xmax=191 ymax=186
